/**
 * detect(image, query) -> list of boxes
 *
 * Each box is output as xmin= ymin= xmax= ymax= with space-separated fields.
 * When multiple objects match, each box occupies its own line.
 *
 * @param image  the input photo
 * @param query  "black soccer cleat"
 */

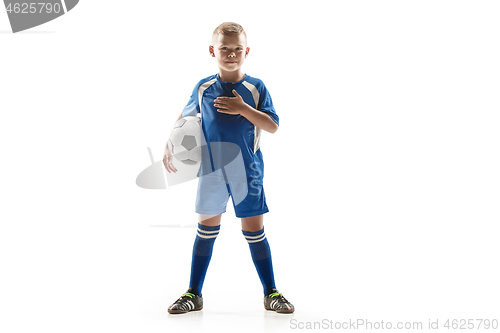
xmin=264 ymin=288 xmax=295 ymax=313
xmin=167 ymin=288 xmax=203 ymax=314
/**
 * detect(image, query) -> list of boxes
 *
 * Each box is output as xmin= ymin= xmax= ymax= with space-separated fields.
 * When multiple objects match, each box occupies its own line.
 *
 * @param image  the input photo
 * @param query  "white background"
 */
xmin=1 ymin=1 xmax=499 ymax=332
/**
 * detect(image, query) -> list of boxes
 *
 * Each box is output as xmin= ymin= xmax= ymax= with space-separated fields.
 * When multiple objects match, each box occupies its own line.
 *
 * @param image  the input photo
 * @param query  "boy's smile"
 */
xmin=209 ymin=33 xmax=250 ymax=82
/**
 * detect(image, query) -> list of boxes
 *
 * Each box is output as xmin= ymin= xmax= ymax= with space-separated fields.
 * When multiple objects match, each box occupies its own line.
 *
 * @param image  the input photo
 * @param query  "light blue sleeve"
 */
xmin=258 ymin=84 xmax=279 ymax=126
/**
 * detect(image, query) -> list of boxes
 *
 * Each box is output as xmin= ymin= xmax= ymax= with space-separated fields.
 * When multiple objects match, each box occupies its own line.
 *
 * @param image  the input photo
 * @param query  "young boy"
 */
xmin=162 ymin=22 xmax=294 ymax=314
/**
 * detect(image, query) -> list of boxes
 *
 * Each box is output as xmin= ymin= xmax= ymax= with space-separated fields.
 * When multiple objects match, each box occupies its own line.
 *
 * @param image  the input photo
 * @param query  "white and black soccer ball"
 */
xmin=168 ymin=116 xmax=202 ymax=165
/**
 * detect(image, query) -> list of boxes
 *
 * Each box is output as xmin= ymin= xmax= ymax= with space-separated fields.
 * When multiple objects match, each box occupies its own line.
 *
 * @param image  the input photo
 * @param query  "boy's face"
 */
xmin=209 ymin=33 xmax=250 ymax=75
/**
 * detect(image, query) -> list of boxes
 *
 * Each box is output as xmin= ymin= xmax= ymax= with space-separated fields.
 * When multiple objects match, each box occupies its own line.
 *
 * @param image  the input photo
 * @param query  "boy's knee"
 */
xmin=198 ymin=214 xmax=222 ymax=226
xmin=241 ymin=215 xmax=264 ymax=232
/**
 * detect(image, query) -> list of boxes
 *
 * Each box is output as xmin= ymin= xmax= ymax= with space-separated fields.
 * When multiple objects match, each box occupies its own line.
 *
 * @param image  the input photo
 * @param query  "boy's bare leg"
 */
xmin=199 ymin=214 xmax=222 ymax=227
xmin=241 ymin=214 xmax=264 ymax=232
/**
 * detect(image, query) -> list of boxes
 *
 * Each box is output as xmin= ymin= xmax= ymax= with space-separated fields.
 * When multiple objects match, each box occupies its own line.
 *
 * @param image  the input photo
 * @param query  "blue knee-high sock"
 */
xmin=243 ymin=227 xmax=276 ymax=295
xmin=189 ymin=223 xmax=220 ymax=296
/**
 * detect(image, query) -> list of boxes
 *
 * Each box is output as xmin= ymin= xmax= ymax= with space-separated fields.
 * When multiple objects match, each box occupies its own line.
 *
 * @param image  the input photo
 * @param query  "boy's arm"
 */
xmin=165 ymin=111 xmax=183 ymax=151
xmin=162 ymin=111 xmax=183 ymax=173
xmin=214 ymin=90 xmax=279 ymax=134
xmin=173 ymin=111 xmax=183 ymax=123
xmin=240 ymin=105 xmax=279 ymax=134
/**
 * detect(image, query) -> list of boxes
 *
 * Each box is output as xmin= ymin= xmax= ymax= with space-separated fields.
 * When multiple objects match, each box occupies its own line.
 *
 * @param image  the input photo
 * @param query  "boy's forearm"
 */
xmin=175 ymin=111 xmax=183 ymax=122
xmin=241 ymin=105 xmax=279 ymax=133
xmin=165 ymin=111 xmax=184 ymax=150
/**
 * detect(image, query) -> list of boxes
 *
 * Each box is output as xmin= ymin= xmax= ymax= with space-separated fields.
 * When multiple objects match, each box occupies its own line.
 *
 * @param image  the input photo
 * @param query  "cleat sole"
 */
xmin=265 ymin=306 xmax=294 ymax=314
xmin=168 ymin=306 xmax=203 ymax=314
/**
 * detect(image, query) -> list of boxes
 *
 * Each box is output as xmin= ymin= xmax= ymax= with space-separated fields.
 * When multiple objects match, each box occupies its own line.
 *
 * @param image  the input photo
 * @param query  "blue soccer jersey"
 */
xmin=182 ymin=74 xmax=279 ymax=185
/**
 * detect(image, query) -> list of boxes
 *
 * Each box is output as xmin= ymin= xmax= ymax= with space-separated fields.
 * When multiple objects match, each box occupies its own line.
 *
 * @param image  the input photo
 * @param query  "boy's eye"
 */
xmin=219 ymin=47 xmax=243 ymax=51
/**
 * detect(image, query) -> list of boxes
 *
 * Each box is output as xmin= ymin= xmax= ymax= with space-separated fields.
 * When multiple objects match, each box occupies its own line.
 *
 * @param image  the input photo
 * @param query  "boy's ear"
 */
xmin=245 ymin=47 xmax=250 ymax=58
xmin=209 ymin=45 xmax=216 ymax=57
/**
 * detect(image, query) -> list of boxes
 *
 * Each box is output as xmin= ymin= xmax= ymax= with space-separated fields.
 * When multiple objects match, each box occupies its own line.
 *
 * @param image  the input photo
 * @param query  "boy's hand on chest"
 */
xmin=214 ymin=89 xmax=250 ymax=116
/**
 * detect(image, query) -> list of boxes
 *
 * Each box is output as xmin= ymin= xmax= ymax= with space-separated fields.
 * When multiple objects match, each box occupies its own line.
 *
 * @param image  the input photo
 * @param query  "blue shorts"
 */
xmin=195 ymin=174 xmax=269 ymax=218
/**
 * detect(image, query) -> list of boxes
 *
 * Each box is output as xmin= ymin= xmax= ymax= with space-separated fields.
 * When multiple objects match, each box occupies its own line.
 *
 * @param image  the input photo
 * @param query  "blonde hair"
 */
xmin=212 ymin=22 xmax=247 ymax=44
